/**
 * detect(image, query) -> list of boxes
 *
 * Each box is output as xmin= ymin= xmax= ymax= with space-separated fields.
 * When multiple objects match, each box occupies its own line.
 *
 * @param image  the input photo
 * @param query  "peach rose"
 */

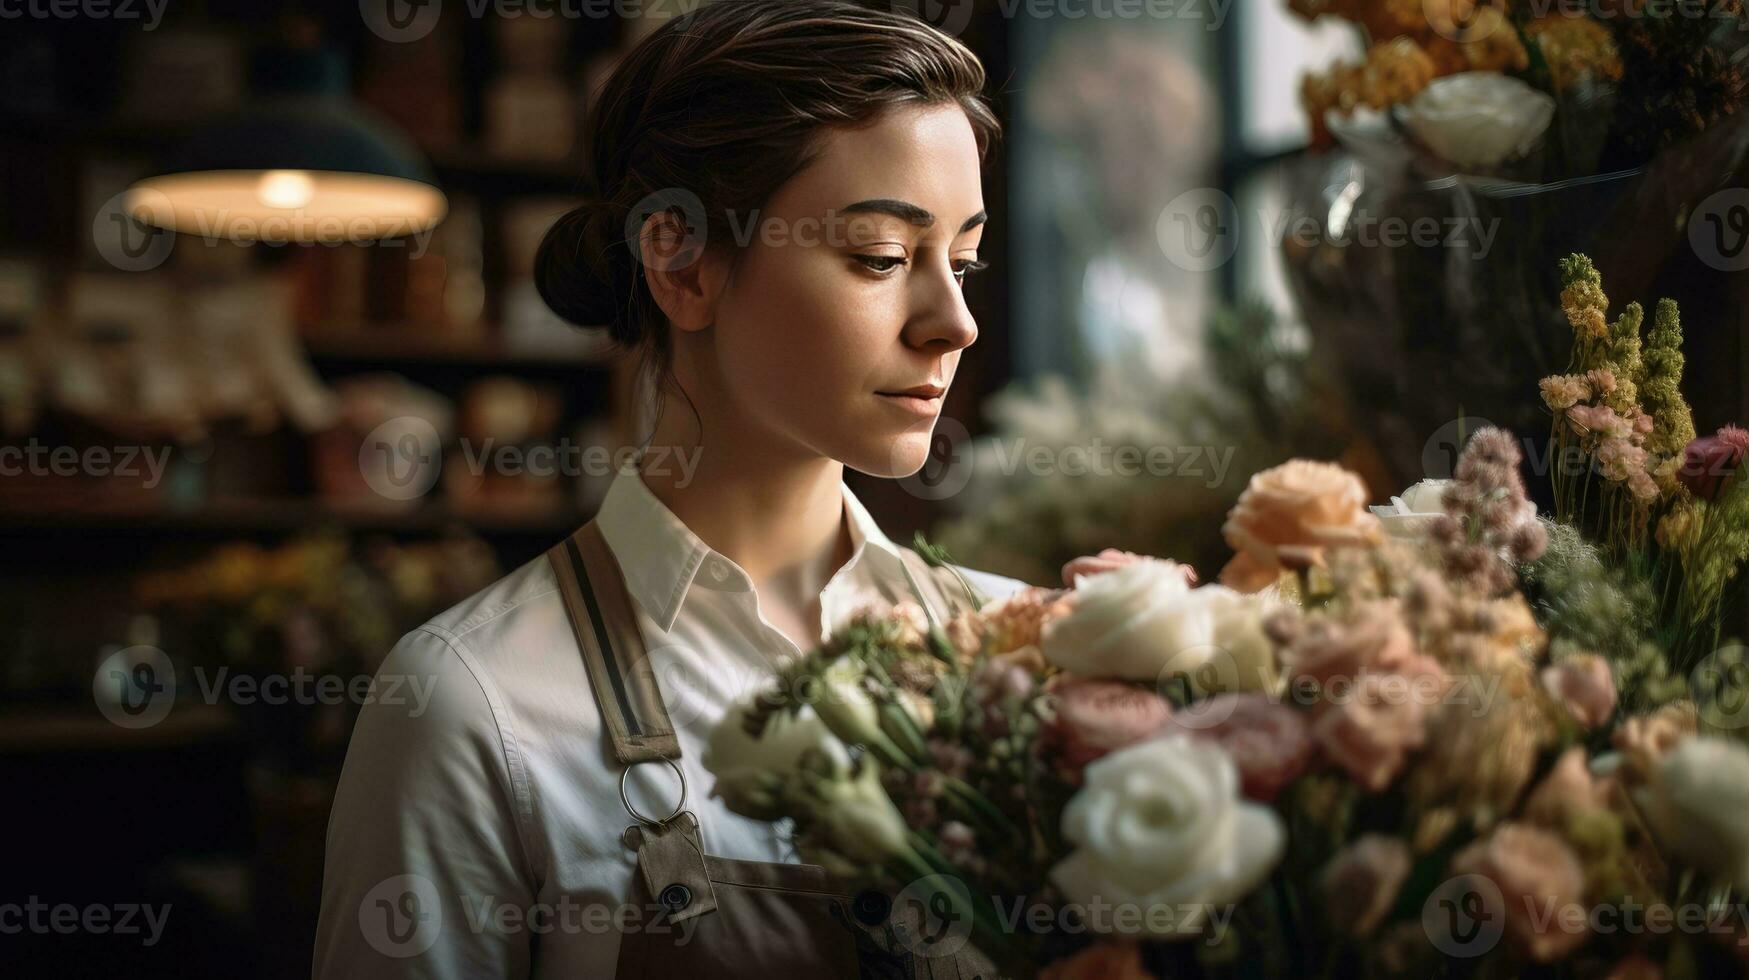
xmin=1450 ymin=823 xmax=1589 ymax=962
xmin=1063 ymin=548 xmax=1197 ymax=588
xmin=1042 ymin=676 xmax=1175 ymax=775
xmin=1040 ymin=940 xmax=1153 ymax=980
xmin=1219 ymin=460 xmax=1384 ymax=593
xmin=1541 ymin=654 xmax=1617 ymax=730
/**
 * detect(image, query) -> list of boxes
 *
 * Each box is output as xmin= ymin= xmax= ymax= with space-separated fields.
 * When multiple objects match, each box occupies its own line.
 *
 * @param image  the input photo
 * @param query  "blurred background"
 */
xmin=1 ymin=0 xmax=1745 ymax=976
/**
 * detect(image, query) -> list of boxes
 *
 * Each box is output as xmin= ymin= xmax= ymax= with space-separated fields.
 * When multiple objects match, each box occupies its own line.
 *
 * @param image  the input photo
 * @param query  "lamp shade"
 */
xmin=124 ymin=45 xmax=446 ymax=244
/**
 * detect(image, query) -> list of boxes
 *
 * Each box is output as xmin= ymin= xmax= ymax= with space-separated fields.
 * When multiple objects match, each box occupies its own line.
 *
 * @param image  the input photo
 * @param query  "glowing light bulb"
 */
xmin=256 ymin=170 xmax=316 ymax=210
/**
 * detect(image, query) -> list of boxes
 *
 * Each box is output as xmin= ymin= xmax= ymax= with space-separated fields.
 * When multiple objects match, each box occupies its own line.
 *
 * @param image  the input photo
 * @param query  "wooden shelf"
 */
xmin=0 ymin=702 xmax=240 ymax=753
xmin=299 ymin=325 xmax=616 ymax=371
xmin=0 ymin=497 xmax=590 ymax=537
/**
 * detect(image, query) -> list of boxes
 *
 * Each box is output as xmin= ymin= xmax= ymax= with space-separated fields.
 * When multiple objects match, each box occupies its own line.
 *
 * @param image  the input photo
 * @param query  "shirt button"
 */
xmin=708 ymin=559 xmax=730 ymax=583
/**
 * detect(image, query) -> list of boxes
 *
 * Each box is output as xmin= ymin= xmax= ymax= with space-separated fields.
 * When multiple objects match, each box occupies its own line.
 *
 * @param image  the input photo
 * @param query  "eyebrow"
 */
xmin=840 ymin=198 xmax=987 ymax=235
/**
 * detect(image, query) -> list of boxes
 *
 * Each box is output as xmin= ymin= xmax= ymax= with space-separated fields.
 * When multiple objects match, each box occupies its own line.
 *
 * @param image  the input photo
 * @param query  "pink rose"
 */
xmin=1680 ymin=427 xmax=1747 ymax=501
xmin=1062 ymin=549 xmax=1196 ymax=588
xmin=1541 ymin=655 xmax=1617 ymax=730
xmin=1042 ymin=676 xmax=1174 ymax=775
xmin=1319 ymin=835 xmax=1412 ymax=937
xmin=1040 ymin=940 xmax=1153 ymax=980
xmin=1450 ymin=823 xmax=1589 ymax=962
xmin=1313 ymin=672 xmax=1439 ymax=791
xmin=1164 ymin=693 xmax=1312 ymax=802
xmin=1285 ymin=601 xmax=1420 ymax=688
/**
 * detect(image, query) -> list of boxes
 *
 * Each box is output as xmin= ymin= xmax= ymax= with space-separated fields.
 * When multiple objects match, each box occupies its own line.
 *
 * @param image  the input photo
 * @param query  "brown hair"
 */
xmin=535 ymin=0 xmax=1001 ymax=390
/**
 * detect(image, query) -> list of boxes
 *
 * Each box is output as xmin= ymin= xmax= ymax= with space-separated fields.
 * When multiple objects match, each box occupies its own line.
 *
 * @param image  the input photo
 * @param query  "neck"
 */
xmin=637 ymin=389 xmax=855 ymax=593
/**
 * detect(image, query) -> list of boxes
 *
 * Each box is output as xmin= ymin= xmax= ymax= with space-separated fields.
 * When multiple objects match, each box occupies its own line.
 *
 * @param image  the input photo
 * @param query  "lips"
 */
xmin=878 ymin=383 xmax=946 ymax=399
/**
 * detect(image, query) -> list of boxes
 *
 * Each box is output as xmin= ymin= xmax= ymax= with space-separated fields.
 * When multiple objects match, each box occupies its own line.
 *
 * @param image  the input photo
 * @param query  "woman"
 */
xmin=313 ymin=3 xmax=1030 ymax=977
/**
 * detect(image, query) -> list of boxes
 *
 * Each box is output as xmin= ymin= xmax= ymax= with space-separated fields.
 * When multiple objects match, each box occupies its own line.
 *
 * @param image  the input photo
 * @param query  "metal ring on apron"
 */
xmin=620 ymin=756 xmax=687 ymax=827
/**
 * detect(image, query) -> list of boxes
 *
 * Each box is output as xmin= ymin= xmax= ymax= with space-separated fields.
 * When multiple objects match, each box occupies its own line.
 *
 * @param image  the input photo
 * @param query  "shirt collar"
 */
xmin=591 ymin=456 xmax=908 ymax=633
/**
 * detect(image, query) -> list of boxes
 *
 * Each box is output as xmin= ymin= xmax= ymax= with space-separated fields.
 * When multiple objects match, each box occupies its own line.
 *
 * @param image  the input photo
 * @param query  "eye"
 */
xmin=953 ymin=259 xmax=990 ymax=284
xmin=853 ymin=254 xmax=906 ymax=274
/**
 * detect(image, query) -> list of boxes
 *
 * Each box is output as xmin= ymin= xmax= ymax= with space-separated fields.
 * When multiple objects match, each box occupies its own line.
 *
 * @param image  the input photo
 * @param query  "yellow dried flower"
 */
xmin=1525 ymin=16 xmax=1623 ymax=92
xmin=1461 ymin=8 xmax=1530 ymax=72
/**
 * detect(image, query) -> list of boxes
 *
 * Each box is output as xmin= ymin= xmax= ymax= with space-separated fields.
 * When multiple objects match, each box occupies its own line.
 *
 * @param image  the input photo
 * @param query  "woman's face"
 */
xmin=685 ymin=102 xmax=987 ymax=478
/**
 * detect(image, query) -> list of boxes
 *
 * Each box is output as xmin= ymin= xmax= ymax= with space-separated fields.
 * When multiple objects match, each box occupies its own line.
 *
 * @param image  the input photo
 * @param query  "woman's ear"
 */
xmin=638 ymin=209 xmax=726 ymax=334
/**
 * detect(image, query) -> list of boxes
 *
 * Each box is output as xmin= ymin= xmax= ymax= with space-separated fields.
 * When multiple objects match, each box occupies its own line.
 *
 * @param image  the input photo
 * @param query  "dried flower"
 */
xmin=1539 ymin=374 xmax=1590 ymax=411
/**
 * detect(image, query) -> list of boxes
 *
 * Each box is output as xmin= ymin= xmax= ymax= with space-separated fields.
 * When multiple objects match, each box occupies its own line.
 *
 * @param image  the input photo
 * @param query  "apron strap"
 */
xmin=548 ymin=518 xmax=985 ymax=767
xmin=547 ymin=519 xmax=682 ymax=765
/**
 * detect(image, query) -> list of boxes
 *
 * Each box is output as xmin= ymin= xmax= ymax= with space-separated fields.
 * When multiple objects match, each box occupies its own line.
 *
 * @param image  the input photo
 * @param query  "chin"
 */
xmin=840 ymin=427 xmax=936 ymax=479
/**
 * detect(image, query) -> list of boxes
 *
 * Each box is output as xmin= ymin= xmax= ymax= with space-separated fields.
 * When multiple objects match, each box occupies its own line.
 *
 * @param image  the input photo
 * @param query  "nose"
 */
xmin=902 ymin=256 xmax=979 ymax=354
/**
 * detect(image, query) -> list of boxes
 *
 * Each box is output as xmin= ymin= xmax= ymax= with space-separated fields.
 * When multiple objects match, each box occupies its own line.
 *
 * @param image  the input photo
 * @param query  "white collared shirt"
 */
xmin=312 ymin=463 xmax=1029 ymax=979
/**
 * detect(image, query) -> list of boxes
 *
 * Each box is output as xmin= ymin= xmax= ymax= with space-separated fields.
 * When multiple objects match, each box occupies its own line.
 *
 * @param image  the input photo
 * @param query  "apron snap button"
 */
xmin=851 ymin=888 xmax=890 ymax=926
xmin=658 ymin=883 xmax=692 ymax=912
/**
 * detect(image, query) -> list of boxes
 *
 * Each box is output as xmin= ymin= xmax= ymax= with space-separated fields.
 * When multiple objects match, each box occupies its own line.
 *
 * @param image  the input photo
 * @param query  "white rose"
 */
xmin=1041 ymin=559 xmax=1225 ymax=681
xmin=1397 ymin=72 xmax=1554 ymax=170
xmin=1369 ymin=479 xmax=1453 ymax=540
xmin=1634 ymin=736 xmax=1749 ymax=888
xmin=1203 ymin=585 xmax=1283 ymax=695
xmin=1051 ymin=735 xmax=1285 ymax=937
xmin=704 ymin=696 xmax=848 ymax=820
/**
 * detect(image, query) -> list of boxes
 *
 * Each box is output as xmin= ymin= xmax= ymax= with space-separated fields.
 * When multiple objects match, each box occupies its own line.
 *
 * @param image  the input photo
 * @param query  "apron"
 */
xmin=546 ymin=520 xmax=1004 ymax=980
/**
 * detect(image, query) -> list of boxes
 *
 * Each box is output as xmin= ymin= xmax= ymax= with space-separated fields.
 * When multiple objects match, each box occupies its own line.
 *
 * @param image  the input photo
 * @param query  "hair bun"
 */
xmin=534 ymin=198 xmax=639 ymax=343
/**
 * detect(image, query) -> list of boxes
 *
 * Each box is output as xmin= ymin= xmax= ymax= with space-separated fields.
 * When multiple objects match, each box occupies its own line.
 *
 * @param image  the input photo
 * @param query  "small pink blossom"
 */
xmin=1539 ymin=375 xmax=1589 ymax=411
xmin=1541 ymin=655 xmax=1617 ymax=730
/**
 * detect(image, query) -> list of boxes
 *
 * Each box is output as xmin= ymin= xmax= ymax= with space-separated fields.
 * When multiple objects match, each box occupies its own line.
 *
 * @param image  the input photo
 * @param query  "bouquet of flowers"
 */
xmin=705 ymin=427 xmax=1749 ymax=976
xmin=1292 ymin=0 xmax=1748 ymax=177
